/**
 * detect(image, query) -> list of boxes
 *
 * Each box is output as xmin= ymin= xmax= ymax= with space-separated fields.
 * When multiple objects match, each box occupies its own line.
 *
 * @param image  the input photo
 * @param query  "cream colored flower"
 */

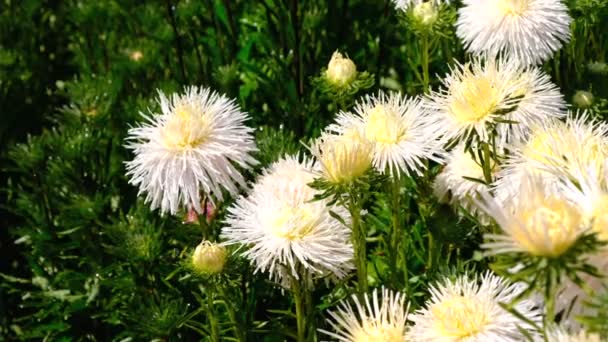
xmin=480 ymin=175 xmax=587 ymax=258
xmin=125 ymin=86 xmax=258 ymax=215
xmin=326 ymin=51 xmax=357 ymax=86
xmin=546 ymin=325 xmax=601 ymax=342
xmin=320 ymin=287 xmax=409 ymax=342
xmin=311 ymin=130 xmax=372 ymax=184
xmin=408 ymin=272 xmax=541 ymax=341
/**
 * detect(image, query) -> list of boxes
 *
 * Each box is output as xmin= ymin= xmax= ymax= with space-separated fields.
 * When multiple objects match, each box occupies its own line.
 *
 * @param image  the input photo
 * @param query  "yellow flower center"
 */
xmin=449 ymin=75 xmax=500 ymax=124
xmin=514 ymin=197 xmax=582 ymax=257
xmin=592 ymin=195 xmax=608 ymax=242
xmin=431 ymin=295 xmax=489 ymax=338
xmin=364 ymin=105 xmax=406 ymax=144
xmin=497 ymin=0 xmax=529 ymax=16
xmin=161 ymin=104 xmax=211 ymax=150
xmin=268 ymin=204 xmax=317 ymax=241
xmin=351 ymin=321 xmax=405 ymax=342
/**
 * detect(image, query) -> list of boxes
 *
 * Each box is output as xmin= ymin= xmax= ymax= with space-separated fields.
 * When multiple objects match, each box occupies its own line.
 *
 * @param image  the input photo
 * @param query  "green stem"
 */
xmin=481 ymin=142 xmax=493 ymax=184
xmin=389 ymin=176 xmax=403 ymax=289
xmin=348 ymin=191 xmax=368 ymax=294
xmin=421 ymin=31 xmax=430 ymax=93
xmin=291 ymin=276 xmax=307 ymax=342
xmin=219 ymin=287 xmax=246 ymax=342
xmin=207 ymin=290 xmax=220 ymax=342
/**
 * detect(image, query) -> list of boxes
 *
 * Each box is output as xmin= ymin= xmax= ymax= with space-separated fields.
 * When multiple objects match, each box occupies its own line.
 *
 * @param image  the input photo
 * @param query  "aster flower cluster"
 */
xmin=116 ymin=0 xmax=608 ymax=339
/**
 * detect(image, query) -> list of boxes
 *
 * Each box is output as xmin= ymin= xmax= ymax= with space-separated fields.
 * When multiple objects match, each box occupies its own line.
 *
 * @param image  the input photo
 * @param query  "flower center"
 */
xmin=431 ymin=295 xmax=490 ymax=338
xmin=449 ymin=76 xmax=500 ymax=124
xmin=497 ymin=0 xmax=529 ymax=16
xmin=352 ymin=321 xmax=405 ymax=342
xmin=161 ymin=104 xmax=211 ymax=150
xmin=364 ymin=105 xmax=406 ymax=144
xmin=268 ymin=204 xmax=317 ymax=241
xmin=515 ymin=197 xmax=582 ymax=257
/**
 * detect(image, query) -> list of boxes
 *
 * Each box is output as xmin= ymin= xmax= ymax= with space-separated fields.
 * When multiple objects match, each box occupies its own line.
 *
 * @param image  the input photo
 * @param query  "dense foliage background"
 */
xmin=1 ymin=0 xmax=607 ymax=340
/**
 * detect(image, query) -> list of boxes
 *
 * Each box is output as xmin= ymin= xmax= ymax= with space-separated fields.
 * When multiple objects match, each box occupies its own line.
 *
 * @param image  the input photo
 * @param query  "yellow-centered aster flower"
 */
xmin=479 ymin=176 xmax=588 ymax=258
xmin=494 ymin=113 xmax=608 ymax=203
xmin=221 ymin=156 xmax=354 ymax=284
xmin=407 ymin=272 xmax=542 ymax=341
xmin=125 ymin=86 xmax=258 ymax=215
xmin=425 ymin=57 xmax=566 ymax=146
xmin=320 ymin=287 xmax=409 ymax=342
xmin=332 ymin=91 xmax=445 ymax=177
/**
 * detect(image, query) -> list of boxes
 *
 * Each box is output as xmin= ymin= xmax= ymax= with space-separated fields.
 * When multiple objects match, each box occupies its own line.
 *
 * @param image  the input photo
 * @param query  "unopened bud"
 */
xmin=573 ymin=90 xmax=594 ymax=109
xmin=130 ymin=50 xmax=143 ymax=62
xmin=326 ymin=51 xmax=357 ymax=86
xmin=192 ymin=241 xmax=227 ymax=274
xmin=413 ymin=2 xmax=438 ymax=26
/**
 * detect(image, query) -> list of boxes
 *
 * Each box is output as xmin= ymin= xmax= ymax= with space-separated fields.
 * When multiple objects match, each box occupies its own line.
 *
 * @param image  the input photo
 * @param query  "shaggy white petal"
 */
xmin=425 ymin=56 xmax=566 ymax=146
xmin=433 ymin=144 xmax=495 ymax=224
xmin=408 ymin=272 xmax=542 ymax=341
xmin=320 ymin=287 xmax=409 ymax=342
xmin=494 ymin=113 xmax=608 ymax=204
xmin=221 ymin=156 xmax=354 ymax=284
xmin=331 ymin=91 xmax=445 ymax=177
xmin=125 ymin=86 xmax=257 ymax=215
xmin=456 ymin=0 xmax=572 ymax=66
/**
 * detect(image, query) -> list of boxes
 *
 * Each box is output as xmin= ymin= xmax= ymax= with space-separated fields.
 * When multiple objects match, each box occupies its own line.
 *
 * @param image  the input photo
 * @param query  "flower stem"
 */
xmin=291 ymin=275 xmax=307 ymax=342
xmin=421 ymin=31 xmax=430 ymax=93
xmin=389 ymin=176 xmax=403 ymax=289
xmin=207 ymin=289 xmax=220 ymax=342
xmin=348 ymin=190 xmax=368 ymax=294
xmin=481 ymin=142 xmax=493 ymax=184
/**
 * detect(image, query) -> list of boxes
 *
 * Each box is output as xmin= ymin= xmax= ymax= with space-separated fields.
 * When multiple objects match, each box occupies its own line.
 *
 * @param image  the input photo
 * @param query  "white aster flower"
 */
xmin=433 ymin=144 xmax=496 ymax=224
xmin=456 ymin=0 xmax=572 ymax=66
xmin=331 ymin=91 xmax=444 ymax=177
xmin=425 ymin=56 xmax=566 ymax=146
xmin=125 ymin=86 xmax=257 ymax=215
xmin=479 ymin=175 xmax=588 ymax=258
xmin=494 ymin=113 xmax=608 ymax=203
xmin=407 ymin=272 xmax=542 ymax=341
xmin=320 ymin=287 xmax=409 ymax=342
xmin=221 ymin=156 xmax=354 ymax=284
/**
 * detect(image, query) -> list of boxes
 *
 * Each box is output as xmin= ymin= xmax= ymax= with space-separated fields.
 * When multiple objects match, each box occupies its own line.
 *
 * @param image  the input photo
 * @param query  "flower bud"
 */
xmin=572 ymin=90 xmax=594 ymax=109
xmin=326 ymin=51 xmax=357 ymax=86
xmin=313 ymin=130 xmax=372 ymax=184
xmin=413 ymin=2 xmax=438 ymax=26
xmin=191 ymin=241 xmax=227 ymax=274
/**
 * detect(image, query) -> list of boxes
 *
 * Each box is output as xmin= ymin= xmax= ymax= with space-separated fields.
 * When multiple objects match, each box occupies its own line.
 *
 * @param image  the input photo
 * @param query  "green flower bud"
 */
xmin=192 ymin=241 xmax=227 ymax=274
xmin=572 ymin=90 xmax=594 ymax=109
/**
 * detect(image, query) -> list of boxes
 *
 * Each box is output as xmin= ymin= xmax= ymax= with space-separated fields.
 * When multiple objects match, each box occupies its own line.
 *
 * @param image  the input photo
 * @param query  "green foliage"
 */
xmin=1 ymin=0 xmax=607 ymax=340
